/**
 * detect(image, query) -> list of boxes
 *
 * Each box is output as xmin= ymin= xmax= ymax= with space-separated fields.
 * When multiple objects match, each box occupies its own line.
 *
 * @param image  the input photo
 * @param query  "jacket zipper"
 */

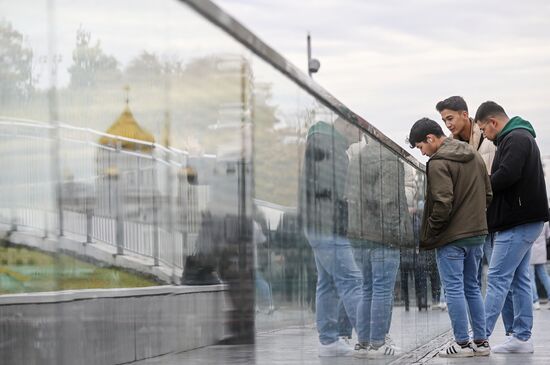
xmin=519 ymin=196 xmax=522 ymax=207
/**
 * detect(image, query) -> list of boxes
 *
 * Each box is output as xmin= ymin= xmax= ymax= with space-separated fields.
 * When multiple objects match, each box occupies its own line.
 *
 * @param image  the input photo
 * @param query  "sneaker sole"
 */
xmin=319 ymin=352 xmax=354 ymax=357
xmin=439 ymin=352 xmax=474 ymax=358
xmin=492 ymin=348 xmax=533 ymax=354
xmin=474 ymin=350 xmax=491 ymax=356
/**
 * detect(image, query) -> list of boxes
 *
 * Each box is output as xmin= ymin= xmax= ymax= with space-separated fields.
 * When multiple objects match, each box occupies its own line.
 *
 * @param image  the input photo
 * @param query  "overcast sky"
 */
xmin=215 ymin=0 xmax=550 ymax=162
xmin=2 ymin=0 xmax=549 ymax=164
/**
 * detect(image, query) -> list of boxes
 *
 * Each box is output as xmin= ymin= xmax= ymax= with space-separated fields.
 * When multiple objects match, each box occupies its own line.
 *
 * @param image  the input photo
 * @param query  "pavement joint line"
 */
xmin=389 ymin=329 xmax=453 ymax=365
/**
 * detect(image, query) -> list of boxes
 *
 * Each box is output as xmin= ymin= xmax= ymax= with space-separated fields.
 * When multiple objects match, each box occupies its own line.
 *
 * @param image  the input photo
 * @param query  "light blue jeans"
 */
xmin=485 ymin=222 xmax=544 ymax=341
xmin=255 ymin=270 xmax=273 ymax=309
xmin=477 ymin=234 xmax=494 ymax=290
xmin=482 ymin=233 xmax=515 ymax=335
xmin=307 ymin=234 xmax=363 ymax=345
xmin=530 ymin=264 xmax=550 ymax=303
xmin=436 ymin=240 xmax=486 ymax=342
xmin=353 ymin=243 xmax=400 ymax=346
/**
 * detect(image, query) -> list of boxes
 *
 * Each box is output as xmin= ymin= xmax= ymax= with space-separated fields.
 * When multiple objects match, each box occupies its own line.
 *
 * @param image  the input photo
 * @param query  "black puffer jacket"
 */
xmin=488 ymin=116 xmax=549 ymax=232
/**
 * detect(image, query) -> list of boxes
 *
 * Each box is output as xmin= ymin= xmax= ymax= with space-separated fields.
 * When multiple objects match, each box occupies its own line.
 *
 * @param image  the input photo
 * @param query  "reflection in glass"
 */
xmin=0 ymin=1 xmax=452 ymax=363
xmin=340 ymin=136 xmax=412 ymax=355
xmin=299 ymin=117 xmax=363 ymax=354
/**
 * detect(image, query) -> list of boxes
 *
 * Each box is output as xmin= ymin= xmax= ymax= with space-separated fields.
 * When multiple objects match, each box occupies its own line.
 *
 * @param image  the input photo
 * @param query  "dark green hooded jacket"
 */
xmin=421 ymin=138 xmax=492 ymax=250
xmin=488 ymin=116 xmax=549 ymax=232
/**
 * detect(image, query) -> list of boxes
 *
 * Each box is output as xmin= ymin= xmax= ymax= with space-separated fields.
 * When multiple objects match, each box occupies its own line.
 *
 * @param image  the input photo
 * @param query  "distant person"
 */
xmin=299 ymin=117 xmax=363 ymax=357
xmin=408 ymin=118 xmax=492 ymax=358
xmin=530 ymin=221 xmax=550 ymax=310
xmin=475 ymin=101 xmax=549 ymax=353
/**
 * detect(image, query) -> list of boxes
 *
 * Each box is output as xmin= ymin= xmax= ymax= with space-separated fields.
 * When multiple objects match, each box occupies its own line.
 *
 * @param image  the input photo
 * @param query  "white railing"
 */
xmin=0 ymin=118 xmax=212 ymax=272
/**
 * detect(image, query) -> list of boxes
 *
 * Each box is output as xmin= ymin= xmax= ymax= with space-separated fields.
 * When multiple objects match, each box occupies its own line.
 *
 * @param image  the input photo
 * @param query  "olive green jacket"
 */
xmin=420 ymin=138 xmax=492 ymax=250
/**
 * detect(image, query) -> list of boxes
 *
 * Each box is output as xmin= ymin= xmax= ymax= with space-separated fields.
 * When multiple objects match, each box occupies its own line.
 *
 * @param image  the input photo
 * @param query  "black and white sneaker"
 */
xmin=439 ymin=341 xmax=474 ymax=358
xmin=365 ymin=343 xmax=399 ymax=358
xmin=473 ymin=340 xmax=491 ymax=356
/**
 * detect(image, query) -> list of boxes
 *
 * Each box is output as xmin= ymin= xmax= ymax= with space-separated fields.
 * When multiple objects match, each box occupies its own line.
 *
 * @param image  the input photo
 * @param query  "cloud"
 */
xmin=216 ymin=0 xmax=550 ymax=160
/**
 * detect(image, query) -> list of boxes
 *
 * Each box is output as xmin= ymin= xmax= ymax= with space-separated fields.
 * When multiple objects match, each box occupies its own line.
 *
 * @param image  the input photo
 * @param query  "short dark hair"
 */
xmin=474 ymin=101 xmax=507 ymax=122
xmin=435 ymin=96 xmax=468 ymax=113
xmin=408 ymin=118 xmax=444 ymax=148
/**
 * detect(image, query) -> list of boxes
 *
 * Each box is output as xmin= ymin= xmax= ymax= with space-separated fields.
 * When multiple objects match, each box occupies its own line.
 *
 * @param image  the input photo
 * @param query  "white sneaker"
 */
xmin=533 ymin=301 xmax=541 ymax=310
xmin=366 ymin=343 xmax=399 ymax=358
xmin=385 ymin=334 xmax=402 ymax=352
xmin=439 ymin=341 xmax=475 ymax=358
xmin=472 ymin=340 xmax=491 ymax=356
xmin=318 ymin=338 xmax=354 ymax=357
xmin=339 ymin=336 xmax=353 ymax=347
xmin=353 ymin=343 xmax=369 ymax=358
xmin=492 ymin=336 xmax=534 ymax=353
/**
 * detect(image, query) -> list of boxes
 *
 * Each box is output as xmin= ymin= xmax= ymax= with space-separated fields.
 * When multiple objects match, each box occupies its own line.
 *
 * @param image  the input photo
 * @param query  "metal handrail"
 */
xmin=182 ymin=0 xmax=425 ymax=171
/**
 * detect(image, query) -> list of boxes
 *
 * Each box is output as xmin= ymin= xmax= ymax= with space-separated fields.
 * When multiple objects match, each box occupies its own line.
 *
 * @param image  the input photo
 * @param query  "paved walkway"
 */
xmin=136 ymin=305 xmax=450 ymax=364
xmin=423 ymin=302 xmax=550 ymax=365
xmin=136 ymin=302 xmax=550 ymax=364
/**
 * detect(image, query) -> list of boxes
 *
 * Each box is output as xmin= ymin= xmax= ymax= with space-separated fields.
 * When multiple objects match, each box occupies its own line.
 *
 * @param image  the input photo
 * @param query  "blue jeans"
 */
xmin=531 ymin=264 xmax=550 ymax=302
xmin=482 ymin=233 xmax=515 ymax=335
xmin=337 ymin=299 xmax=352 ymax=338
xmin=307 ymin=235 xmax=363 ymax=345
xmin=436 ymin=241 xmax=486 ymax=342
xmin=477 ymin=234 xmax=494 ymax=290
xmin=255 ymin=270 xmax=273 ymax=309
xmin=354 ymin=243 xmax=400 ymax=346
xmin=485 ymin=222 xmax=543 ymax=341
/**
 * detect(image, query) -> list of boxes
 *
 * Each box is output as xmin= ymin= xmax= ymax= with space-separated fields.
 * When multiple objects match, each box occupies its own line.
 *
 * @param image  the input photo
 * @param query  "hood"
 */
xmin=307 ymin=121 xmax=348 ymax=145
xmin=497 ymin=116 xmax=536 ymax=142
xmin=430 ymin=138 xmax=475 ymax=163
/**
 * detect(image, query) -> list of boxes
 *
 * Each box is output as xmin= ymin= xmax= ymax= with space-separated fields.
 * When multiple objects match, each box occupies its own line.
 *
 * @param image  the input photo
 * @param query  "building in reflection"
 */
xmin=95 ymin=101 xmax=156 ymax=222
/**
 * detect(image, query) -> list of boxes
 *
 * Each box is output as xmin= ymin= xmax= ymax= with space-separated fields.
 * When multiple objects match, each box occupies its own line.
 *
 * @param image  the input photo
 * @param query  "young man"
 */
xmin=475 ymin=101 xmax=549 ymax=353
xmin=436 ymin=96 xmax=496 ymax=288
xmin=299 ymin=117 xmax=363 ymax=357
xmin=408 ymin=118 xmax=492 ymax=357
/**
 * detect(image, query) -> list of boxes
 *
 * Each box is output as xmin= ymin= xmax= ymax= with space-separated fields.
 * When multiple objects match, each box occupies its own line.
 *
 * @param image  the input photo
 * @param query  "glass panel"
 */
xmin=0 ymin=1 xmax=441 ymax=364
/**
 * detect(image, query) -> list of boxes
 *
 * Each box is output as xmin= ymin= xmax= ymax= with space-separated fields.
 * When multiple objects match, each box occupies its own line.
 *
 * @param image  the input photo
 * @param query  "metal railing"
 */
xmin=0 ymin=118 xmax=212 ymax=272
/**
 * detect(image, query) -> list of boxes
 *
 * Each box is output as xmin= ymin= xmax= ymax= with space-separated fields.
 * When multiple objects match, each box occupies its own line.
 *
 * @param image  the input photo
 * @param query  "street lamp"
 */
xmin=307 ymin=32 xmax=320 ymax=77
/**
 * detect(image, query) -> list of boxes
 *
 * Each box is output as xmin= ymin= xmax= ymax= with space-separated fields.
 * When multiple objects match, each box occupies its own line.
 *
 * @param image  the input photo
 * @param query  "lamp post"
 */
xmin=307 ymin=32 xmax=321 ymax=77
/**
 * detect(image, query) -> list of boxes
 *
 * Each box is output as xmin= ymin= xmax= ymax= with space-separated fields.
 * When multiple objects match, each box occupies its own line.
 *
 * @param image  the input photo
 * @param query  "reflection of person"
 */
xmin=299 ymin=118 xmax=362 ymax=357
xmin=346 ymin=135 xmax=413 ymax=358
xmin=530 ymin=221 xmax=550 ymax=309
xmin=436 ymin=96 xmax=496 ymax=291
xmin=408 ymin=118 xmax=492 ymax=358
xmin=476 ymin=101 xmax=549 ymax=353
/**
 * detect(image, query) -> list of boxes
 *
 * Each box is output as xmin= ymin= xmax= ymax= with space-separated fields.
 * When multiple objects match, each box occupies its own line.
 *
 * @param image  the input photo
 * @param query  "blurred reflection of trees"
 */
xmin=0 ymin=20 xmax=35 ymax=103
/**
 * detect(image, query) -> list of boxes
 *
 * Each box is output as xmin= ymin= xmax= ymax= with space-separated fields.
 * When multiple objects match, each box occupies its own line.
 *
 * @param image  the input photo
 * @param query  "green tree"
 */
xmin=124 ymin=51 xmax=162 ymax=84
xmin=67 ymin=27 xmax=121 ymax=88
xmin=0 ymin=20 xmax=34 ymax=102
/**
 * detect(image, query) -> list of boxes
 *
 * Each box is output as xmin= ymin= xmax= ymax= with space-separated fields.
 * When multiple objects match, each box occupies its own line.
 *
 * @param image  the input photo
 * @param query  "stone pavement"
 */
xmin=423 ymin=302 xmax=550 ymax=365
xmin=135 ymin=302 xmax=550 ymax=365
xmin=136 ymin=305 xmax=451 ymax=365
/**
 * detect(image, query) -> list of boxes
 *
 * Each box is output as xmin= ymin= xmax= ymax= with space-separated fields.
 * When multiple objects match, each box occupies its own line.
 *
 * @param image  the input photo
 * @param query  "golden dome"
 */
xmin=99 ymin=106 xmax=155 ymax=150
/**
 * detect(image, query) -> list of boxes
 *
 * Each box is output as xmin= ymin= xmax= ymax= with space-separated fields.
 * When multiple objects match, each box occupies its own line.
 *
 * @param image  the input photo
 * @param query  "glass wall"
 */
xmin=0 ymin=0 xmax=450 ymax=364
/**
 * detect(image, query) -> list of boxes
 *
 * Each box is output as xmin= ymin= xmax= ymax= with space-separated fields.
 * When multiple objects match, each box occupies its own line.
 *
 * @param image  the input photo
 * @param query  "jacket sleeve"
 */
xmin=427 ymin=160 xmax=454 ymax=237
xmin=484 ymin=165 xmax=493 ymax=208
xmin=491 ymin=133 xmax=529 ymax=193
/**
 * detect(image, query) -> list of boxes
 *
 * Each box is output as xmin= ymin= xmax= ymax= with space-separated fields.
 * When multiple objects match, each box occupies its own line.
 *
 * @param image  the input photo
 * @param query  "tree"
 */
xmin=0 ymin=20 xmax=34 ymax=102
xmin=124 ymin=51 xmax=162 ymax=82
xmin=67 ymin=27 xmax=121 ymax=88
